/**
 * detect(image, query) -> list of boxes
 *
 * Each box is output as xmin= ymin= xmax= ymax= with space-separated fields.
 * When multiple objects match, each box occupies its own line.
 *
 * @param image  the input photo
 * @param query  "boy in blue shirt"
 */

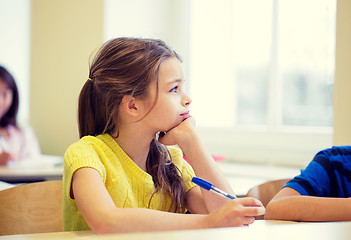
xmin=265 ymin=146 xmax=351 ymax=221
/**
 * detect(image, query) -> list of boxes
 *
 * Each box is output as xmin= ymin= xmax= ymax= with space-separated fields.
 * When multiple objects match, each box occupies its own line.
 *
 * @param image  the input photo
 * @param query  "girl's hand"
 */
xmin=0 ymin=151 xmax=14 ymax=165
xmin=158 ymin=117 xmax=196 ymax=146
xmin=204 ymin=197 xmax=265 ymax=228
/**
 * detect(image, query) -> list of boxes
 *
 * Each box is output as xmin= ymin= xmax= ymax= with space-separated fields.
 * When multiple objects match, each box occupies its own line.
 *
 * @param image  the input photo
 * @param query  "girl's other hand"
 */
xmin=204 ymin=197 xmax=265 ymax=228
xmin=0 ymin=151 xmax=14 ymax=165
xmin=157 ymin=116 xmax=196 ymax=146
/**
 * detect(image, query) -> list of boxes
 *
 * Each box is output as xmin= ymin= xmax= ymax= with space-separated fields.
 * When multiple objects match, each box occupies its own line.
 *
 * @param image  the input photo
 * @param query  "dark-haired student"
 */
xmin=265 ymin=146 xmax=351 ymax=222
xmin=0 ymin=66 xmax=41 ymax=165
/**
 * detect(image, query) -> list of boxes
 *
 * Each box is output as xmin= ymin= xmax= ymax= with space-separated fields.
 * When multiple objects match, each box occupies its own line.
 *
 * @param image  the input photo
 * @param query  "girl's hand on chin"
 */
xmin=158 ymin=117 xmax=196 ymax=146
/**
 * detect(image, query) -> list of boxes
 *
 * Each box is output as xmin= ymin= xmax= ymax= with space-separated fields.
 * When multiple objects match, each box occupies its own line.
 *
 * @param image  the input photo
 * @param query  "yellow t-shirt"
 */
xmin=62 ymin=134 xmax=196 ymax=231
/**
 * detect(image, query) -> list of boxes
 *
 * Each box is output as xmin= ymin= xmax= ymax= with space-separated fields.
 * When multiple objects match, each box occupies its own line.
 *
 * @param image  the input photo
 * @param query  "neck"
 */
xmin=113 ymin=124 xmax=156 ymax=172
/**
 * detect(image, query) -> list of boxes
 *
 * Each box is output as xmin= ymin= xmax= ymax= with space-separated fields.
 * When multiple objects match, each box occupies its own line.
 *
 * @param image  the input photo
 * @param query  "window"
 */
xmin=189 ymin=0 xmax=336 ymax=166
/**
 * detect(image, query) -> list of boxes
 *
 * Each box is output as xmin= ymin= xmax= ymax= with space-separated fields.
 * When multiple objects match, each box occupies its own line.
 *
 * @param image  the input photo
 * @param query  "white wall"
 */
xmin=104 ymin=0 xmax=190 ymax=79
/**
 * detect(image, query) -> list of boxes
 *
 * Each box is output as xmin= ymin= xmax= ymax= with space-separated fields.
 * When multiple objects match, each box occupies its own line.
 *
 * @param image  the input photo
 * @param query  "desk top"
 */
xmin=0 ymin=155 xmax=63 ymax=183
xmin=0 ymin=220 xmax=350 ymax=240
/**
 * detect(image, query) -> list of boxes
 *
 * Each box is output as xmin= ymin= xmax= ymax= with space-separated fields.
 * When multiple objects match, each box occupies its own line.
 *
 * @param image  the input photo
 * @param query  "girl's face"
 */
xmin=143 ymin=57 xmax=191 ymax=133
xmin=0 ymin=79 xmax=13 ymax=120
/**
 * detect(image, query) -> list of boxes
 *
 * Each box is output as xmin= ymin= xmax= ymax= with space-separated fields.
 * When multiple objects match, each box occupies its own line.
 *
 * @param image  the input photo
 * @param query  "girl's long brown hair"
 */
xmin=78 ymin=37 xmax=186 ymax=212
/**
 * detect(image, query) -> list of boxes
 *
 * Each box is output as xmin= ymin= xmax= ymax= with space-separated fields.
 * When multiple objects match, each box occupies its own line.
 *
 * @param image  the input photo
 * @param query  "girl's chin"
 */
xmin=158 ymin=120 xmax=183 ymax=134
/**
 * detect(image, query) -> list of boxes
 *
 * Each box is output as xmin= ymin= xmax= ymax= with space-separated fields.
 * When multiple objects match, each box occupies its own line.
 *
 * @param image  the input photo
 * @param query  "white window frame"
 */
xmin=188 ymin=0 xmax=335 ymax=168
xmin=197 ymin=126 xmax=332 ymax=167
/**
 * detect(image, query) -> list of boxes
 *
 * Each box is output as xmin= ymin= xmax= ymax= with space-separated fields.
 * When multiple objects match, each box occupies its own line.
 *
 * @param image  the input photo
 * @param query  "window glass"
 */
xmin=190 ymin=0 xmax=335 ymax=129
xmin=278 ymin=0 xmax=335 ymax=126
xmin=232 ymin=0 xmax=272 ymax=125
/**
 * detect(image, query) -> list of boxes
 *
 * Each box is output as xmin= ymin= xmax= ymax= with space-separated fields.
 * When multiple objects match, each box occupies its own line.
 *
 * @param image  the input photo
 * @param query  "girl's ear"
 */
xmin=120 ymin=95 xmax=139 ymax=117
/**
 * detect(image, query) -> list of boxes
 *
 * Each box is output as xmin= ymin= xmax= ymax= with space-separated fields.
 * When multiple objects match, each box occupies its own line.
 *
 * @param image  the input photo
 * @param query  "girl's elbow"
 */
xmin=87 ymin=212 xmax=117 ymax=234
xmin=90 ymin=223 xmax=114 ymax=235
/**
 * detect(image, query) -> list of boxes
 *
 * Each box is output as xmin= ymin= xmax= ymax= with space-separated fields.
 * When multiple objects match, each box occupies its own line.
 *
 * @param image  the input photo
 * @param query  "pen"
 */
xmin=192 ymin=176 xmax=236 ymax=200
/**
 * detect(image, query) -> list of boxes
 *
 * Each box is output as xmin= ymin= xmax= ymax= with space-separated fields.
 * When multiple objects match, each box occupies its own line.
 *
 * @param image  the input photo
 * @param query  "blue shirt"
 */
xmin=284 ymin=146 xmax=351 ymax=197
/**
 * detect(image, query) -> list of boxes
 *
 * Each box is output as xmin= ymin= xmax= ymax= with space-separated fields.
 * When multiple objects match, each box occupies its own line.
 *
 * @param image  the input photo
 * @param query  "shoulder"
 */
xmin=66 ymin=136 xmax=96 ymax=152
xmin=166 ymin=146 xmax=185 ymax=166
xmin=167 ymin=146 xmax=183 ymax=159
xmin=312 ymin=146 xmax=351 ymax=170
xmin=285 ymin=146 xmax=351 ymax=196
xmin=166 ymin=145 xmax=194 ymax=171
xmin=64 ymin=136 xmax=106 ymax=165
xmin=315 ymin=146 xmax=351 ymax=158
xmin=64 ymin=136 xmax=108 ymax=181
xmin=7 ymin=125 xmax=36 ymax=137
xmin=6 ymin=125 xmax=24 ymax=135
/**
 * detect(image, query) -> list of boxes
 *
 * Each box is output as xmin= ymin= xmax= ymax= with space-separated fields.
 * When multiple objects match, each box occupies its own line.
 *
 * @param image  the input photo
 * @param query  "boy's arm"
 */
xmin=265 ymin=187 xmax=351 ymax=222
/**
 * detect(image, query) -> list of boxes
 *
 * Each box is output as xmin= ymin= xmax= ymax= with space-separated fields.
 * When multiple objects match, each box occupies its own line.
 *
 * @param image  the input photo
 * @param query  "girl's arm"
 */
xmin=265 ymin=187 xmax=351 ymax=221
xmin=159 ymin=117 xmax=256 ymax=212
xmin=72 ymin=167 xmax=263 ymax=234
xmin=0 ymin=152 xmax=13 ymax=165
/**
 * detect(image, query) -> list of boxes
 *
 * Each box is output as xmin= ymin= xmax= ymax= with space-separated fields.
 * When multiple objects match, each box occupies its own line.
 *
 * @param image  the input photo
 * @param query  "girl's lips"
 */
xmin=180 ymin=111 xmax=190 ymax=118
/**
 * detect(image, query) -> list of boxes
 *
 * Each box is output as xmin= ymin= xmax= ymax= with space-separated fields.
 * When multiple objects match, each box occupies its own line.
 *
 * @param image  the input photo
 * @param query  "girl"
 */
xmin=0 ymin=66 xmax=41 ymax=165
xmin=63 ymin=37 xmax=265 ymax=234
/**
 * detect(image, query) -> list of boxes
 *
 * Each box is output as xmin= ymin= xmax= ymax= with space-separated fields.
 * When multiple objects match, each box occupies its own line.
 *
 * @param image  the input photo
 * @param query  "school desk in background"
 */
xmin=0 ymin=155 xmax=63 ymax=184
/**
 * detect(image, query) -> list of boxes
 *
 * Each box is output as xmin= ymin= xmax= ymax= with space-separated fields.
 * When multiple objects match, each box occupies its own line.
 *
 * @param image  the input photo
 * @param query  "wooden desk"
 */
xmin=0 ymin=155 xmax=63 ymax=183
xmin=0 ymin=220 xmax=350 ymax=240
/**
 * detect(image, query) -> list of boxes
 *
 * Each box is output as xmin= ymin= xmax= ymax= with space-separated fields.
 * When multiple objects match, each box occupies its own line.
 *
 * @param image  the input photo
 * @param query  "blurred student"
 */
xmin=0 ymin=66 xmax=40 ymax=165
xmin=63 ymin=37 xmax=265 ymax=234
xmin=265 ymin=146 xmax=351 ymax=222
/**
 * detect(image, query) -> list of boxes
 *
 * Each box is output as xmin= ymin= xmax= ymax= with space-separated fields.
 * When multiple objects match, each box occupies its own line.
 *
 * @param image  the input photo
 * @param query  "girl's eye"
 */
xmin=170 ymin=86 xmax=178 ymax=93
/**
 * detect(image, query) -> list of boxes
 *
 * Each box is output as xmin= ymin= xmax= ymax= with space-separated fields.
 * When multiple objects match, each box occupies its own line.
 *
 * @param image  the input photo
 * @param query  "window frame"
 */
xmin=197 ymin=126 xmax=332 ymax=167
xmin=188 ymin=0 xmax=335 ymax=167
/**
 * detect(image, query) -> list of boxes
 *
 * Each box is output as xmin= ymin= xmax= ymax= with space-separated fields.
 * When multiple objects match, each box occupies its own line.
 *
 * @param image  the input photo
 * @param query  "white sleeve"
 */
xmin=21 ymin=126 xmax=41 ymax=158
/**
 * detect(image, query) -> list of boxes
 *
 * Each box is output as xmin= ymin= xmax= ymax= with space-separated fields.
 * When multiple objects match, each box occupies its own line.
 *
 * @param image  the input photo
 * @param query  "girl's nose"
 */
xmin=183 ymin=95 xmax=192 ymax=107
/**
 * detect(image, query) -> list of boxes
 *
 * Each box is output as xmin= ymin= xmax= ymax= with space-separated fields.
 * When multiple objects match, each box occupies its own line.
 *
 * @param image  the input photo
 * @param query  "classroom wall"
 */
xmin=30 ymin=0 xmax=103 ymax=155
xmin=30 ymin=0 xmax=186 ymax=156
xmin=333 ymin=0 xmax=351 ymax=145
xmin=29 ymin=0 xmax=351 ymax=156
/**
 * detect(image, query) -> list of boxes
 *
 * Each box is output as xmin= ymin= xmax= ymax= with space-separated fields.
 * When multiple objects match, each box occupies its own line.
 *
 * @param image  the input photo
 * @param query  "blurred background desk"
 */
xmin=218 ymin=161 xmax=300 ymax=197
xmin=0 ymin=155 xmax=63 ymax=186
